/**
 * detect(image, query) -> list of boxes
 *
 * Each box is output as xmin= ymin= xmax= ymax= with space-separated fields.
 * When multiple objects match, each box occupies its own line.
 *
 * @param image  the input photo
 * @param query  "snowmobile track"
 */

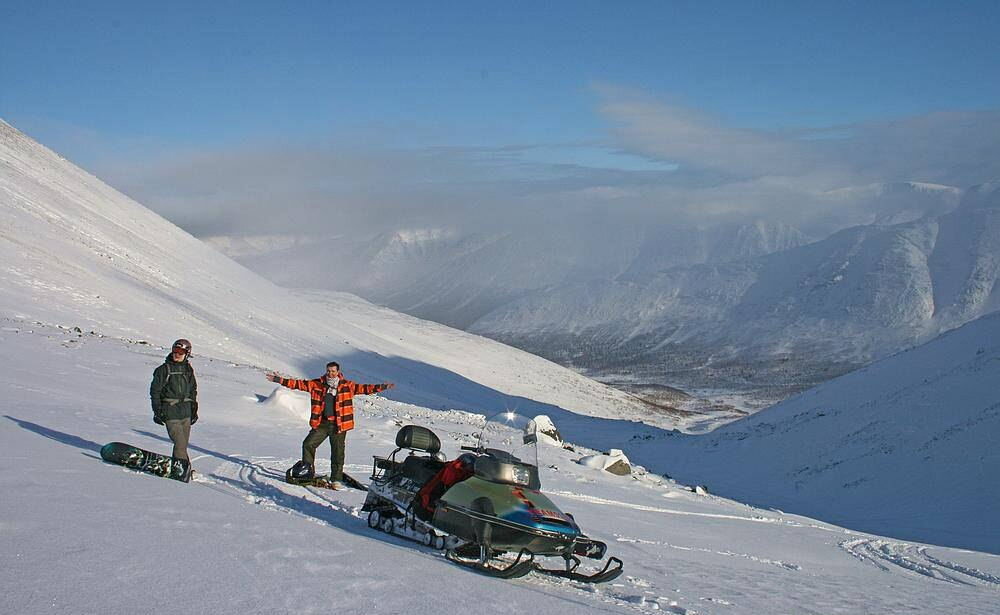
xmin=839 ymin=538 xmax=1000 ymax=587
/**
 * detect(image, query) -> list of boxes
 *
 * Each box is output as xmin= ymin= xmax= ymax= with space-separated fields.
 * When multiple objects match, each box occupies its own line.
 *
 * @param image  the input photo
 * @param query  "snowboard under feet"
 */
xmin=285 ymin=469 xmax=367 ymax=491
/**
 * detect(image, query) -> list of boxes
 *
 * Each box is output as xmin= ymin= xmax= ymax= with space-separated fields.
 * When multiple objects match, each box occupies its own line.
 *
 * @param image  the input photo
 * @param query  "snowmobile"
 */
xmin=361 ymin=412 xmax=624 ymax=583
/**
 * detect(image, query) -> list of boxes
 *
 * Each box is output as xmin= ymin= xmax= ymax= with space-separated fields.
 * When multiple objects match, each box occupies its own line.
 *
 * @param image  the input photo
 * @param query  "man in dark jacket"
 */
xmin=267 ymin=361 xmax=392 ymax=489
xmin=150 ymin=339 xmax=198 ymax=464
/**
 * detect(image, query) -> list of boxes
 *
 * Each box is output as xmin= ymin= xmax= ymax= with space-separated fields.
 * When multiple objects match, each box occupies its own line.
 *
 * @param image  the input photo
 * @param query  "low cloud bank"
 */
xmin=89 ymin=87 xmax=1000 ymax=241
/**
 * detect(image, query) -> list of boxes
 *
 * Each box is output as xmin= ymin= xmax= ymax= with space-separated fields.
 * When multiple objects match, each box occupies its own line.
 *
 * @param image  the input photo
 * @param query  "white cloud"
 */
xmin=75 ymin=88 xmax=1000 ymax=243
xmin=592 ymin=86 xmax=1000 ymax=232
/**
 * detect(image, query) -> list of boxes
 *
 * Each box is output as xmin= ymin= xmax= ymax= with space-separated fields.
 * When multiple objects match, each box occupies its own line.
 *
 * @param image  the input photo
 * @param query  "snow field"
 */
xmin=3 ymin=325 xmax=999 ymax=615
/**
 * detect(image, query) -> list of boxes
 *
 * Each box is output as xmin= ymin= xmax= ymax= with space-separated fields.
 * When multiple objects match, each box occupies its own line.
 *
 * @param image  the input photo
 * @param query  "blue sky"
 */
xmin=3 ymin=1 xmax=1000 ymax=236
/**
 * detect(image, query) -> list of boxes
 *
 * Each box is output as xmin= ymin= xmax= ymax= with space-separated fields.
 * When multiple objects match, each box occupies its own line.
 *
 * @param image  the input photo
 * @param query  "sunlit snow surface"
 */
xmin=2 ymin=327 xmax=999 ymax=615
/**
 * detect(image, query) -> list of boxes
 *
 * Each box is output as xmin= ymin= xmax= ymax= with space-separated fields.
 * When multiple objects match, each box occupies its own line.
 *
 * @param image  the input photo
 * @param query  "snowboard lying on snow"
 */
xmin=100 ymin=442 xmax=191 ymax=483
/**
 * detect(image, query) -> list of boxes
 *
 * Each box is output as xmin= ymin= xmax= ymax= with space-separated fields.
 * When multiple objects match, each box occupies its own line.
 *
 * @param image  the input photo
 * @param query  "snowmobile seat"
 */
xmin=371 ymin=426 xmax=444 ymax=482
xmin=399 ymin=454 xmax=446 ymax=485
xmin=395 ymin=425 xmax=441 ymax=455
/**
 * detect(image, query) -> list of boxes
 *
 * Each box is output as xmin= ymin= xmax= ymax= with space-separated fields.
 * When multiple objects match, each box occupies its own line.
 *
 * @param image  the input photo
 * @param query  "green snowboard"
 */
xmin=101 ymin=442 xmax=191 ymax=483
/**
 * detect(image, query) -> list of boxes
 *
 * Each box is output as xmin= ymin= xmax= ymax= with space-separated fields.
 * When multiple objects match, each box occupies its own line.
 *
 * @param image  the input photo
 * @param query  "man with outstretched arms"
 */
xmin=267 ymin=361 xmax=393 ymax=489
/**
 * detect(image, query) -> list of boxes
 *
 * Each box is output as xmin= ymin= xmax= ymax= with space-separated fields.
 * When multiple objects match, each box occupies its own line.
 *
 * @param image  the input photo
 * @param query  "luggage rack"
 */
xmin=369 ymin=455 xmax=396 ymax=480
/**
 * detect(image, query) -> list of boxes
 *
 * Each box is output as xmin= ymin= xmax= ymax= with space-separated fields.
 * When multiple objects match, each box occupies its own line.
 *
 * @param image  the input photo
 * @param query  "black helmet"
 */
xmin=171 ymin=339 xmax=192 ymax=354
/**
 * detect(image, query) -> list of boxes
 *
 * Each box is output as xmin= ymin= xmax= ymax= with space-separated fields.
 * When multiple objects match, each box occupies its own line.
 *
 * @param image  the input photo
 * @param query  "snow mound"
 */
xmin=578 ymin=448 xmax=632 ymax=476
xmin=258 ymin=386 xmax=310 ymax=421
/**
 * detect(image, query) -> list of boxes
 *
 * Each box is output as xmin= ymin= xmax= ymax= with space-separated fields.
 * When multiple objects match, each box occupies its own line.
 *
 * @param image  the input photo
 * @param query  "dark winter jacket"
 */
xmin=274 ymin=374 xmax=388 ymax=432
xmin=150 ymin=355 xmax=198 ymax=421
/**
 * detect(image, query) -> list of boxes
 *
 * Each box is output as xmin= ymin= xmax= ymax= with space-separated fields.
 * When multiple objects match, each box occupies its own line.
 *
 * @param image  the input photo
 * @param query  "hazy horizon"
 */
xmin=3 ymin=3 xmax=999 ymax=243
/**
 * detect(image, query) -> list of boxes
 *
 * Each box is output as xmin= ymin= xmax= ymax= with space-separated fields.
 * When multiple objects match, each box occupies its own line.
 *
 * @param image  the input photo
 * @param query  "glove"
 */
xmin=190 ymin=401 xmax=199 ymax=426
xmin=153 ymin=413 xmax=164 ymax=425
xmin=152 ymin=404 xmax=165 ymax=425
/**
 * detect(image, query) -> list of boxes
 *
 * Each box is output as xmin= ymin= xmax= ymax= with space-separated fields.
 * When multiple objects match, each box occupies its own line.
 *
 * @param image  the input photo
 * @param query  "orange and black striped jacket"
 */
xmin=274 ymin=375 xmax=389 ymax=432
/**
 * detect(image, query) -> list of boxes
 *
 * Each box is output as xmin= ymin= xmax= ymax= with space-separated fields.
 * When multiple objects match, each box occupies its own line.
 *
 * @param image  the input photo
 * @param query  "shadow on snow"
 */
xmin=5 ymin=415 xmax=104 ymax=454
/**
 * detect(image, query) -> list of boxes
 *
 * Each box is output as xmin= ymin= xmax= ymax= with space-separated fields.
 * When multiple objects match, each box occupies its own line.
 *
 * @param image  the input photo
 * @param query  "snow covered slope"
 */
xmin=3 ymin=326 xmax=1000 ymax=615
xmin=0 ymin=119 xmax=651 ymax=431
xmin=638 ymin=311 xmax=1000 ymax=555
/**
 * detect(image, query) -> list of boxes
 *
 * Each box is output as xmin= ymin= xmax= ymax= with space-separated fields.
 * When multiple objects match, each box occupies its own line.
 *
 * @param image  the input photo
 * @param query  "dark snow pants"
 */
xmin=301 ymin=423 xmax=346 ymax=481
xmin=165 ymin=418 xmax=191 ymax=461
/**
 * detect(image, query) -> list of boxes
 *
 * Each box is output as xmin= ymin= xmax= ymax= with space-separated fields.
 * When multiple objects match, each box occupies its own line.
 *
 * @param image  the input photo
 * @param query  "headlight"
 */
xmin=511 ymin=465 xmax=531 ymax=486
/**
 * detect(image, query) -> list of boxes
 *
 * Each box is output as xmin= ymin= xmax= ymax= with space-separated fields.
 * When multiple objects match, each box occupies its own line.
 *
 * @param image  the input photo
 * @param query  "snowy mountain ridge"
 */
xmin=213 ymin=218 xmax=812 ymax=331
xmin=0 ymin=119 xmax=652 ymax=427
xmin=822 ymin=181 xmax=961 ymax=225
xmin=470 ymin=182 xmax=1000 ymax=401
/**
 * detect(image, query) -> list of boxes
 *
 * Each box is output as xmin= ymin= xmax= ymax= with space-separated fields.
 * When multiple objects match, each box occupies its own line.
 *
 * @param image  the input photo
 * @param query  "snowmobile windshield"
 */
xmin=474 ymin=412 xmax=540 ymax=489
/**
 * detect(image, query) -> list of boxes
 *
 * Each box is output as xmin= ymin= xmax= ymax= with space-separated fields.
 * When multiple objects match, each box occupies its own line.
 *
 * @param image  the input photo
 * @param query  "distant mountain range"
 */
xmin=471 ymin=181 xmax=999 ymax=399
xmin=213 ymin=219 xmax=814 ymax=330
xmin=208 ymin=180 xmax=996 ymax=403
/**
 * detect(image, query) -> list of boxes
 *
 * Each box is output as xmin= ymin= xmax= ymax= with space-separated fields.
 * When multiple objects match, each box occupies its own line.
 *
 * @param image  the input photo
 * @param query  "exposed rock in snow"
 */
xmin=530 ymin=414 xmax=563 ymax=445
xmin=578 ymin=448 xmax=632 ymax=476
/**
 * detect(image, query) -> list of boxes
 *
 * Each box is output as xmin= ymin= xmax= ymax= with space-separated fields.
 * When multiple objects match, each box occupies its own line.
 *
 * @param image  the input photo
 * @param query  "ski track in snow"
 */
xmin=840 ymin=538 xmax=1000 ymax=588
xmin=616 ymin=535 xmax=802 ymax=572
xmin=549 ymin=490 xmax=805 ymax=527
xmin=202 ymin=454 xmax=366 ymax=523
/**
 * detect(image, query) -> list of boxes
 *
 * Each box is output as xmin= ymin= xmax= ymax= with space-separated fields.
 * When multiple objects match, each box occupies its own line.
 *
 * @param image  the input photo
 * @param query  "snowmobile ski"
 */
xmin=534 ymin=554 xmax=624 ymax=584
xmin=445 ymin=546 xmax=535 ymax=579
